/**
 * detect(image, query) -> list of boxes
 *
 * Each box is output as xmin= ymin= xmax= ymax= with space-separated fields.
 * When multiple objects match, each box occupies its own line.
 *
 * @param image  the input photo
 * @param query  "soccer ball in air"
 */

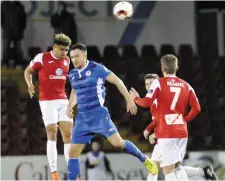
xmin=113 ymin=1 xmax=133 ymax=20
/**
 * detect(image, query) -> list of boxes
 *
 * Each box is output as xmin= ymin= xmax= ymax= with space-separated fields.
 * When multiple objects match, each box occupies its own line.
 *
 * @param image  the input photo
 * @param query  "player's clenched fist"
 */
xmin=126 ymin=99 xmax=137 ymax=115
xmin=28 ymin=84 xmax=35 ymax=98
xmin=66 ymin=106 xmax=74 ymax=119
xmin=149 ymin=133 xmax=156 ymax=144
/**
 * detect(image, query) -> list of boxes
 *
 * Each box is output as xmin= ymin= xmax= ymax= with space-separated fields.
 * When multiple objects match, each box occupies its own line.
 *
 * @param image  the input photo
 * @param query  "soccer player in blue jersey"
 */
xmin=66 ymin=43 xmax=158 ymax=180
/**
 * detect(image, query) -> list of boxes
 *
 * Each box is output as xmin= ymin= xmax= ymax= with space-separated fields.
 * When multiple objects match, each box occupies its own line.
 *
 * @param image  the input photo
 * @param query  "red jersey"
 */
xmin=30 ymin=51 xmax=70 ymax=101
xmin=145 ymin=100 xmax=158 ymax=137
xmin=135 ymin=76 xmax=201 ymax=138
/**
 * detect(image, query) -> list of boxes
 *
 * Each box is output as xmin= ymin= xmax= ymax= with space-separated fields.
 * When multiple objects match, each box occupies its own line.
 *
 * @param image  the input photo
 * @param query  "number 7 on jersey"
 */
xmin=170 ymin=87 xmax=181 ymax=110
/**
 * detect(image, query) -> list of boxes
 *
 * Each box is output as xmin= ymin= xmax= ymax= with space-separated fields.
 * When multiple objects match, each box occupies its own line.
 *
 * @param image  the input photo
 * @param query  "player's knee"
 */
xmin=62 ymin=132 xmax=71 ymax=143
xmin=111 ymin=138 xmax=125 ymax=149
xmin=46 ymin=126 xmax=57 ymax=140
xmin=162 ymin=165 xmax=175 ymax=175
xmin=69 ymin=145 xmax=82 ymax=158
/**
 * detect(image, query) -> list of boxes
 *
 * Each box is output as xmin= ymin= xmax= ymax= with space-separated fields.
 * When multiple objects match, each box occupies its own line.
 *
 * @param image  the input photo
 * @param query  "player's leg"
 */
xmin=68 ymin=143 xmax=85 ymax=180
xmin=174 ymin=163 xmax=188 ymax=181
xmin=58 ymin=121 xmax=73 ymax=164
xmin=102 ymin=118 xmax=158 ymax=175
xmin=147 ymin=144 xmax=160 ymax=181
xmin=58 ymin=99 xmax=74 ymax=164
xmin=39 ymin=100 xmax=60 ymax=180
xmin=183 ymin=165 xmax=218 ymax=180
xmin=68 ymin=117 xmax=95 ymax=180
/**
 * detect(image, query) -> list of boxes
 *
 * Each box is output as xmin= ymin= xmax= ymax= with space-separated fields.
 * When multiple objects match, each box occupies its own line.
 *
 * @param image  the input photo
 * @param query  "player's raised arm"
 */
xmin=130 ymin=79 xmax=160 ymax=108
xmin=184 ymin=86 xmax=201 ymax=122
xmin=105 ymin=72 xmax=137 ymax=115
xmin=24 ymin=53 xmax=43 ymax=98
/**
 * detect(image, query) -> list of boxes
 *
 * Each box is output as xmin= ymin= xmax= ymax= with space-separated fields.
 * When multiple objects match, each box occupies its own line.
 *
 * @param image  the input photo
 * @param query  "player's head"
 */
xmin=91 ymin=140 xmax=101 ymax=152
xmin=144 ymin=74 xmax=159 ymax=91
xmin=70 ymin=43 xmax=87 ymax=69
xmin=52 ymin=33 xmax=71 ymax=59
xmin=160 ymin=54 xmax=178 ymax=75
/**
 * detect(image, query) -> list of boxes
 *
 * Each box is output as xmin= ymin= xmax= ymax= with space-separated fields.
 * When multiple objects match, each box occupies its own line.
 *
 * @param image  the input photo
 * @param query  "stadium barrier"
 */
xmin=1 ymin=152 xmax=225 ymax=180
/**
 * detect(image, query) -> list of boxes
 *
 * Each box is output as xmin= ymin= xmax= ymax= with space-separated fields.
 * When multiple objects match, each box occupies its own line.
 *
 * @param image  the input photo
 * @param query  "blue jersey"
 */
xmin=69 ymin=61 xmax=111 ymax=113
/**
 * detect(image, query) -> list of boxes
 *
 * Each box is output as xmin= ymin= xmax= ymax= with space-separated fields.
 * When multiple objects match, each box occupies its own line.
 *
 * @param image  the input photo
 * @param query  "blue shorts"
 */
xmin=71 ymin=107 xmax=118 ymax=144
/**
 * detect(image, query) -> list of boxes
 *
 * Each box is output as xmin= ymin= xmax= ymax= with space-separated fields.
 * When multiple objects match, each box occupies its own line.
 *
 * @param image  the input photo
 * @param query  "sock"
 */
xmin=64 ymin=144 xmax=70 ymax=164
xmin=124 ymin=140 xmax=146 ymax=162
xmin=174 ymin=166 xmax=188 ymax=181
xmin=47 ymin=140 xmax=57 ymax=172
xmin=68 ymin=158 xmax=80 ymax=180
xmin=165 ymin=173 xmax=177 ymax=181
xmin=183 ymin=166 xmax=204 ymax=177
xmin=147 ymin=172 xmax=158 ymax=181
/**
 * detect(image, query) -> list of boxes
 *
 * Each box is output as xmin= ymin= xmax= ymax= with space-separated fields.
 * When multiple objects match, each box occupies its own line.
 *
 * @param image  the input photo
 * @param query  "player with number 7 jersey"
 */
xmin=129 ymin=55 xmax=201 ymax=181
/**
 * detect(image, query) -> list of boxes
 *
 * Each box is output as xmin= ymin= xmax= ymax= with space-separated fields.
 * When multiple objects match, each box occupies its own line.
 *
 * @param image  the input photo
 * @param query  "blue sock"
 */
xmin=68 ymin=158 xmax=80 ymax=180
xmin=124 ymin=140 xmax=146 ymax=162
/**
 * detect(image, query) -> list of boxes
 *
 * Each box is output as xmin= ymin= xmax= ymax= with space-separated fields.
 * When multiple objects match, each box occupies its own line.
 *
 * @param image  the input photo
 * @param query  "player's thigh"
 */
xmin=39 ymin=100 xmax=59 ymax=126
xmin=58 ymin=99 xmax=73 ymax=122
xmin=107 ymin=133 xmax=124 ymax=148
xmin=158 ymin=138 xmax=182 ymax=168
xmin=58 ymin=121 xmax=73 ymax=142
xmin=69 ymin=143 xmax=85 ymax=158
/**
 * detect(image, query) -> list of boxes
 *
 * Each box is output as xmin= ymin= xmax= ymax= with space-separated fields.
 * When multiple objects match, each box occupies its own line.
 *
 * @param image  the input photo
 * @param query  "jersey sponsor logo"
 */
xmin=86 ymin=70 xmax=91 ymax=76
xmin=49 ymin=68 xmax=66 ymax=79
xmin=48 ymin=61 xmax=54 ymax=64
xmin=49 ymin=75 xmax=66 ymax=80
xmin=64 ymin=60 xmax=68 ymax=66
xmin=55 ymin=68 xmax=63 ymax=75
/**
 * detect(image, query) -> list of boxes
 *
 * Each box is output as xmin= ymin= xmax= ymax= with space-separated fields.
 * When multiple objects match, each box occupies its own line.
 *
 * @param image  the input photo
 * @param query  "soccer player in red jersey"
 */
xmin=130 ymin=54 xmax=201 ymax=181
xmin=24 ymin=33 xmax=72 ymax=180
xmin=137 ymin=73 xmax=217 ymax=181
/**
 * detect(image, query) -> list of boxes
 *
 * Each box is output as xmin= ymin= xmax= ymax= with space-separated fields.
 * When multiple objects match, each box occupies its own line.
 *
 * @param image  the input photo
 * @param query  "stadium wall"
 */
xmin=1 ymin=152 xmax=225 ymax=180
xmin=21 ymin=1 xmax=196 ymax=53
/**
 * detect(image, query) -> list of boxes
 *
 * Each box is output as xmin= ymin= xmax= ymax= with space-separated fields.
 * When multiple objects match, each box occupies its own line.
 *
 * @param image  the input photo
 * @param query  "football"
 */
xmin=113 ymin=1 xmax=133 ymax=20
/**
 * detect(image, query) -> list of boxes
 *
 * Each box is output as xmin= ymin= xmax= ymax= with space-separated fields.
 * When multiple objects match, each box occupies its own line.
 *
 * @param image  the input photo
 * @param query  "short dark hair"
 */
xmin=160 ymin=54 xmax=178 ymax=74
xmin=144 ymin=73 xmax=159 ymax=80
xmin=70 ymin=43 xmax=87 ymax=52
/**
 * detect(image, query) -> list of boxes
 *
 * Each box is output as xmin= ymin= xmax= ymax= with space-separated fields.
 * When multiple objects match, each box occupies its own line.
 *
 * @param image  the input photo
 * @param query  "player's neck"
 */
xmin=163 ymin=73 xmax=176 ymax=77
xmin=51 ymin=51 xmax=60 ymax=59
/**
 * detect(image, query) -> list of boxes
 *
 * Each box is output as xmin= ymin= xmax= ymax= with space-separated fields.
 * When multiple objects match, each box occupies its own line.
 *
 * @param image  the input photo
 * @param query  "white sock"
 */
xmin=147 ymin=173 xmax=158 ymax=181
xmin=64 ymin=144 xmax=70 ymax=164
xmin=174 ymin=166 xmax=188 ymax=181
xmin=47 ymin=140 xmax=57 ymax=172
xmin=183 ymin=166 xmax=204 ymax=177
xmin=165 ymin=173 xmax=177 ymax=181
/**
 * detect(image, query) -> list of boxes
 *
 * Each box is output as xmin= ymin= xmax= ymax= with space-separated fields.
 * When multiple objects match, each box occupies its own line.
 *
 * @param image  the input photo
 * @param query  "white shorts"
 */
xmin=151 ymin=143 xmax=160 ymax=162
xmin=157 ymin=138 xmax=188 ymax=167
xmin=39 ymin=99 xmax=73 ymax=126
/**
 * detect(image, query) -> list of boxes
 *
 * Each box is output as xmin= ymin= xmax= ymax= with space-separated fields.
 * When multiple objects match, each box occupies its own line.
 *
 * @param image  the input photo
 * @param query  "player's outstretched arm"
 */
xmin=66 ymin=89 xmax=77 ymax=119
xmin=106 ymin=72 xmax=137 ymax=115
xmin=24 ymin=65 xmax=35 ymax=98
